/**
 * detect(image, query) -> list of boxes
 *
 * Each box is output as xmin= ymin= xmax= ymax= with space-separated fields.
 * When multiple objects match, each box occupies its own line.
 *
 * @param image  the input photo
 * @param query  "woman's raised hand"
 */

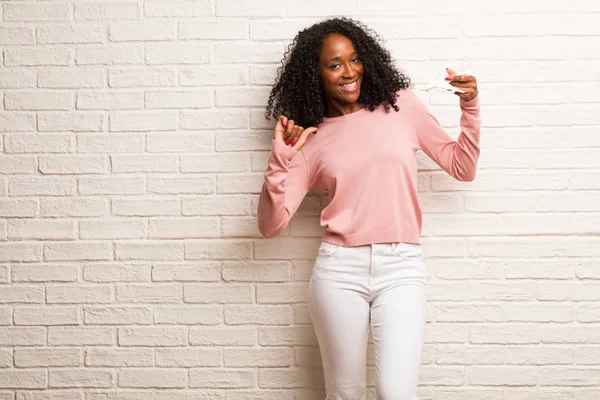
xmin=446 ymin=67 xmax=478 ymax=102
xmin=274 ymin=115 xmax=318 ymax=151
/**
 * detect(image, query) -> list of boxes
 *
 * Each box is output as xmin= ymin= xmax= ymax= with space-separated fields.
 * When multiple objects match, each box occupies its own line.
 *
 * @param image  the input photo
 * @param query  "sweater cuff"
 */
xmin=271 ymin=139 xmax=297 ymax=161
xmin=460 ymin=93 xmax=480 ymax=110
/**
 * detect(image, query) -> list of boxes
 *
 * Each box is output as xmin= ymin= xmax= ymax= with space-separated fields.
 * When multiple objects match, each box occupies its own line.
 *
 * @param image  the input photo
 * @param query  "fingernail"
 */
xmin=445 ymin=77 xmax=451 ymax=81
xmin=283 ymin=120 xmax=287 ymax=126
xmin=292 ymin=141 xmax=296 ymax=146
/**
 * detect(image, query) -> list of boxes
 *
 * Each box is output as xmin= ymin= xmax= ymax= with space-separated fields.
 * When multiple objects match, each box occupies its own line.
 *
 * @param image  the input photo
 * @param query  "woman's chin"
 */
xmin=339 ymin=90 xmax=361 ymax=103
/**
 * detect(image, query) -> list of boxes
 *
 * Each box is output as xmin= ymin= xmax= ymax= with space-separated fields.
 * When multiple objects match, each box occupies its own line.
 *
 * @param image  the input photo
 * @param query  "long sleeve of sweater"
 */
xmin=413 ymin=91 xmax=481 ymax=181
xmin=257 ymin=139 xmax=311 ymax=238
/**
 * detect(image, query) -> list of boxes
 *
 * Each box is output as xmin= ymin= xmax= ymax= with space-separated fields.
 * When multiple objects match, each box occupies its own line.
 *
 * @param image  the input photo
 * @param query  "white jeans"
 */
xmin=308 ymin=241 xmax=427 ymax=400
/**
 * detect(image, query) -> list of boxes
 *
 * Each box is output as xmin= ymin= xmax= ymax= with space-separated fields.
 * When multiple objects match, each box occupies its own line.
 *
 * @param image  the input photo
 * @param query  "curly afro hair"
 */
xmin=265 ymin=17 xmax=411 ymax=128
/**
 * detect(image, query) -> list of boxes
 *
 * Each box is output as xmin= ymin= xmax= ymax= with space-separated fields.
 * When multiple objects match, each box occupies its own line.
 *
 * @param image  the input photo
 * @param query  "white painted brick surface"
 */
xmin=0 ymin=1 xmax=598 ymax=398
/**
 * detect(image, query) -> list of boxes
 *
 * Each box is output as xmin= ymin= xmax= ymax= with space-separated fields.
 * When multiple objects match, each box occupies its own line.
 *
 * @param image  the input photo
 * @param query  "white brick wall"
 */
xmin=0 ymin=0 xmax=599 ymax=398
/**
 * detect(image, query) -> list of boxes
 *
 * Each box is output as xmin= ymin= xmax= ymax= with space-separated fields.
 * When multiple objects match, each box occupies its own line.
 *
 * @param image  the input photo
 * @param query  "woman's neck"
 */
xmin=325 ymin=100 xmax=365 ymax=118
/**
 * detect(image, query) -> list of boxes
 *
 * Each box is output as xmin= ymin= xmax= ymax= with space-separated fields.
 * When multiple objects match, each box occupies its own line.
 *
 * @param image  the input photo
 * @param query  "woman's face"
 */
xmin=318 ymin=33 xmax=364 ymax=105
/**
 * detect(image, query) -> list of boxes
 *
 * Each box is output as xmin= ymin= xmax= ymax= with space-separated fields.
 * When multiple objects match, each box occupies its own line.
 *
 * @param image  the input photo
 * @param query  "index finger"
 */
xmin=450 ymin=75 xmax=472 ymax=83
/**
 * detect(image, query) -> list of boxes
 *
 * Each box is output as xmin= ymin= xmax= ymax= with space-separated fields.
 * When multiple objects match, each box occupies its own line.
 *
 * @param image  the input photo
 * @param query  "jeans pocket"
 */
xmin=392 ymin=242 xmax=425 ymax=261
xmin=317 ymin=241 xmax=341 ymax=257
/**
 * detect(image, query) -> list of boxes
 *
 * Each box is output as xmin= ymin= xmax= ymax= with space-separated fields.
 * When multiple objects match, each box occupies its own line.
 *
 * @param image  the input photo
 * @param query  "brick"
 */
xmin=216 ymin=0 xmax=285 ymax=17
xmin=5 ymin=133 xmax=71 ymax=153
xmin=112 ymin=198 xmax=179 ymax=216
xmin=188 ymin=369 xmax=253 ymax=389
xmin=224 ymin=348 xmax=292 ymax=367
xmin=189 ymin=327 xmax=256 ymax=346
xmin=48 ymin=327 xmax=114 ymax=346
xmin=258 ymin=326 xmax=317 ymax=346
xmin=222 ymin=262 xmax=290 ymax=282
xmin=182 ymin=195 xmax=249 ymax=216
xmin=185 ymin=239 xmax=252 ymax=260
xmin=77 ymin=134 xmax=144 ymax=153
xmin=0 ymin=27 xmax=34 ymax=45
xmin=77 ymin=91 xmax=143 ymax=110
xmin=38 ymin=25 xmax=104 ymax=44
xmin=111 ymin=154 xmax=177 ymax=173
xmin=224 ymin=305 xmax=291 ymax=325
xmin=0 ymin=243 xmax=42 ymax=263
xmin=38 ymin=68 xmax=105 ymax=89
xmin=180 ymin=20 xmax=247 ymax=40
xmin=84 ymin=306 xmax=152 ymax=325
xmin=0 ymin=199 xmax=38 ymax=217
xmin=44 ymin=241 xmax=112 ymax=261
xmin=40 ymin=197 xmax=108 ymax=217
xmin=8 ymin=219 xmax=75 ymax=240
xmin=0 ymin=370 xmax=46 ymax=389
xmin=12 ymin=265 xmax=78 ymax=282
xmin=86 ymin=348 xmax=153 ymax=367
xmin=180 ymin=66 xmax=247 ymax=86
xmin=146 ymin=89 xmax=212 ymax=109
xmin=148 ymin=177 xmax=213 ymax=194
xmin=110 ymin=111 xmax=177 ymax=132
xmin=215 ymin=88 xmax=270 ymax=107
xmin=6 ymin=92 xmax=73 ymax=111
xmin=108 ymin=67 xmax=176 ymax=88
xmin=256 ymin=283 xmax=308 ymax=304
xmin=146 ymin=43 xmax=210 ymax=65
xmin=145 ymin=1 xmax=211 ymax=17
xmin=14 ymin=306 xmax=79 ymax=325
xmin=75 ymin=2 xmax=141 ymax=20
xmin=154 ymin=305 xmax=221 ymax=325
xmin=155 ymin=348 xmax=221 ymax=367
xmin=118 ymin=369 xmax=185 ymax=388
xmin=118 ymin=327 xmax=187 ymax=346
xmin=80 ymin=219 xmax=146 ymax=239
xmin=46 ymin=285 xmax=112 ymax=304
xmin=0 ymin=112 xmax=36 ymax=132
xmin=257 ymin=367 xmax=318 ymax=389
xmin=109 ymin=21 xmax=176 ymax=41
xmin=436 ymin=345 xmax=504 ymax=365
xmin=49 ymin=369 xmax=113 ymax=388
xmin=15 ymin=348 xmax=81 ymax=367
xmin=116 ymin=284 xmax=182 ymax=303
xmin=10 ymin=177 xmax=75 ymax=196
xmin=79 ymin=176 xmax=145 ymax=195
xmin=149 ymin=217 xmax=219 ymax=239
xmin=0 ymin=327 xmax=46 ymax=346
xmin=152 ymin=263 xmax=220 ymax=282
xmin=180 ymin=109 xmax=248 ymax=130
xmin=115 ymin=241 xmax=184 ymax=261
xmin=146 ymin=133 xmax=212 ymax=153
xmin=470 ymin=325 xmax=538 ymax=344
xmin=468 ymin=366 xmax=537 ymax=385
xmin=38 ymin=112 xmax=103 ymax=132
xmin=184 ymin=284 xmax=252 ymax=304
xmin=0 ymin=155 xmax=36 ymax=174
xmin=84 ymin=264 xmax=151 ymax=283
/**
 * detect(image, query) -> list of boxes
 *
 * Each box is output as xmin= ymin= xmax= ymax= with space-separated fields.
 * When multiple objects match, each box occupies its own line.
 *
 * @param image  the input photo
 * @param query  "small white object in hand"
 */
xmin=423 ymin=70 xmax=465 ymax=94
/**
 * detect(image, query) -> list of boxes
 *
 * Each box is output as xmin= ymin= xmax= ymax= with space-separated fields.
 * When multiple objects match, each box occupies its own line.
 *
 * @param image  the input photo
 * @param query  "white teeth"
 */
xmin=341 ymin=82 xmax=357 ymax=89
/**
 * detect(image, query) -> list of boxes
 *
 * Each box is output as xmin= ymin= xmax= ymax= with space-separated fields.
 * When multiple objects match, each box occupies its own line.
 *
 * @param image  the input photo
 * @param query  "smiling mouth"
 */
xmin=340 ymin=81 xmax=358 ymax=90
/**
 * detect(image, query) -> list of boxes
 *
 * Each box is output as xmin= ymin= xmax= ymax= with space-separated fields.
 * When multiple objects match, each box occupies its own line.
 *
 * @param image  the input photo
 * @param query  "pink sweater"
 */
xmin=257 ymin=88 xmax=481 ymax=246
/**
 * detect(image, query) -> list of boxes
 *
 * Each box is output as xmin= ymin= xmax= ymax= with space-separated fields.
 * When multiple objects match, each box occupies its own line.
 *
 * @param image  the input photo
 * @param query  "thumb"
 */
xmin=274 ymin=115 xmax=287 ymax=141
xmin=292 ymin=127 xmax=318 ymax=150
xmin=445 ymin=67 xmax=456 ymax=80
xmin=303 ymin=127 xmax=318 ymax=136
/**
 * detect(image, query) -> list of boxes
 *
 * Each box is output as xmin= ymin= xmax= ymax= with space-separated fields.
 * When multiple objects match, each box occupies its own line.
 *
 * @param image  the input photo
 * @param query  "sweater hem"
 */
xmin=322 ymin=229 xmax=421 ymax=247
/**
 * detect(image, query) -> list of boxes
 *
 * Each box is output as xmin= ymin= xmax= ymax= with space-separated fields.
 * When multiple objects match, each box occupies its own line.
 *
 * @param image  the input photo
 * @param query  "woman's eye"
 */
xmin=352 ymin=57 xmax=360 ymax=62
xmin=330 ymin=64 xmax=339 ymax=70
